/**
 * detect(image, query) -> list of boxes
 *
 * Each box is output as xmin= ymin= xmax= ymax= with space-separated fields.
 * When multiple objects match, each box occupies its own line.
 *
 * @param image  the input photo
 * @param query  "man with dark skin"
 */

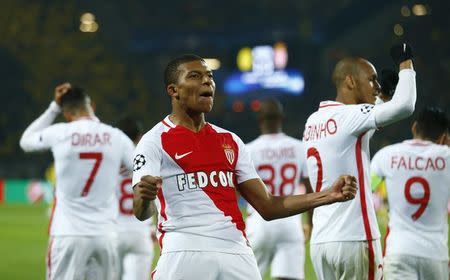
xmin=246 ymin=98 xmax=314 ymax=280
xmin=132 ymin=54 xmax=357 ymax=280
xmin=303 ymin=44 xmax=416 ymax=280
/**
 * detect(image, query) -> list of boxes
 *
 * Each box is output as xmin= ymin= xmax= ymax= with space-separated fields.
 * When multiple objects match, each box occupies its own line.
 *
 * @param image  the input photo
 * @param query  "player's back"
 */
xmin=303 ymin=101 xmax=380 ymax=243
xmin=49 ymin=119 xmax=133 ymax=236
xmin=371 ymin=140 xmax=450 ymax=260
xmin=246 ymin=133 xmax=306 ymax=221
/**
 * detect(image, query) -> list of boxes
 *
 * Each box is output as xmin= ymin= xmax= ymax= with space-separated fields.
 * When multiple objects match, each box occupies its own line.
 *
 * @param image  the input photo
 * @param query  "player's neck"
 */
xmin=335 ymin=90 xmax=358 ymax=105
xmin=260 ymin=126 xmax=282 ymax=135
xmin=67 ymin=111 xmax=95 ymax=122
xmin=169 ymin=110 xmax=206 ymax=132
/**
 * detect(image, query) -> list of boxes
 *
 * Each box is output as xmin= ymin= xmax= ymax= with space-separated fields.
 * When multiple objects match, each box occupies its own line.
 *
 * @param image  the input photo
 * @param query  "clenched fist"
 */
xmin=134 ymin=175 xmax=162 ymax=201
xmin=328 ymin=175 xmax=358 ymax=203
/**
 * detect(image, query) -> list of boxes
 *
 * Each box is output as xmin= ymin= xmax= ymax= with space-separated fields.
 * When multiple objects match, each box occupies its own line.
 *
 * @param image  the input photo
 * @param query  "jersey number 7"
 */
xmin=79 ymin=152 xmax=103 ymax=197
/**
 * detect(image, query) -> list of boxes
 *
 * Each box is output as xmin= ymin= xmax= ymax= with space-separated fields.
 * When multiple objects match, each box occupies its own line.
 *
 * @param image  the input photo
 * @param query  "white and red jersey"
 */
xmin=20 ymin=102 xmax=135 ymax=236
xmin=303 ymin=100 xmax=381 ymax=244
xmin=132 ymin=116 xmax=259 ymax=254
xmin=371 ymin=139 xmax=450 ymax=261
xmin=116 ymin=172 xmax=152 ymax=233
xmin=246 ymin=133 xmax=308 ymax=224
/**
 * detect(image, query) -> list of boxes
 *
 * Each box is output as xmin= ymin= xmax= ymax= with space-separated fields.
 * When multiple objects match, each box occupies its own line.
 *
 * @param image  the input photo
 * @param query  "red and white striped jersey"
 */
xmin=371 ymin=139 xmax=450 ymax=261
xmin=132 ymin=116 xmax=259 ymax=254
xmin=303 ymin=100 xmax=381 ymax=244
xmin=246 ymin=133 xmax=308 ymax=225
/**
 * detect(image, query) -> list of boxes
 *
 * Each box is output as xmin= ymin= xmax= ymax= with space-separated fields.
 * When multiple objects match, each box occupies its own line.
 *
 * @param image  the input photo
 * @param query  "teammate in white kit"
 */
xmin=20 ymin=84 xmax=135 ymax=280
xmin=132 ymin=54 xmax=358 ymax=280
xmin=115 ymin=116 xmax=155 ymax=280
xmin=303 ymin=43 xmax=417 ymax=280
xmin=371 ymin=107 xmax=450 ymax=280
xmin=246 ymin=99 xmax=312 ymax=280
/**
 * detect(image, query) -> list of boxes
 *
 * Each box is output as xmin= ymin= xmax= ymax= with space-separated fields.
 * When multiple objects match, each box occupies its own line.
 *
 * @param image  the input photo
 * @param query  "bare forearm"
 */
xmin=260 ymin=191 xmax=334 ymax=221
xmin=133 ymin=197 xmax=156 ymax=221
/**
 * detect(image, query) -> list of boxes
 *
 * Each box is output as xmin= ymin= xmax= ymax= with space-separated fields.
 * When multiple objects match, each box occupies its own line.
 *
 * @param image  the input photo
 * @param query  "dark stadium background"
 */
xmin=0 ymin=0 xmax=448 ymax=279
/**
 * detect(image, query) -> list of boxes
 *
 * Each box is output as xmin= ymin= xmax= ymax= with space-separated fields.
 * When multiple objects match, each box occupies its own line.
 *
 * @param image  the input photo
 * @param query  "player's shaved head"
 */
xmin=116 ymin=115 xmax=143 ymax=143
xmin=258 ymin=98 xmax=284 ymax=134
xmin=164 ymin=54 xmax=205 ymax=88
xmin=259 ymin=98 xmax=284 ymax=121
xmin=60 ymin=87 xmax=90 ymax=114
xmin=332 ymin=57 xmax=366 ymax=88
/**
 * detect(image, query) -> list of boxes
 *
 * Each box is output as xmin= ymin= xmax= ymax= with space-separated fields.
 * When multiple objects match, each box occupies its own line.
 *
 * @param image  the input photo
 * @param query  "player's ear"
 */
xmin=436 ymin=132 xmax=447 ymax=145
xmin=90 ymin=101 xmax=96 ymax=112
xmin=411 ymin=121 xmax=418 ymax=137
xmin=167 ymin=84 xmax=179 ymax=99
xmin=63 ymin=111 xmax=73 ymax=122
xmin=344 ymin=75 xmax=356 ymax=90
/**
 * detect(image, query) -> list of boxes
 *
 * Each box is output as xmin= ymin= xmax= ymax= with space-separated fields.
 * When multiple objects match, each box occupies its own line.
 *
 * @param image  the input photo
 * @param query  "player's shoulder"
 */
xmin=140 ymin=121 xmax=166 ymax=143
xmin=209 ymin=123 xmax=240 ymax=139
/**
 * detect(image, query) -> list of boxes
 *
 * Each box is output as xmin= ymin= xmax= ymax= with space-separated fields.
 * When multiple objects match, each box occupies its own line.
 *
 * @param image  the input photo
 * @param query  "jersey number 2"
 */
xmin=404 ymin=176 xmax=430 ymax=220
xmin=79 ymin=152 xmax=103 ymax=197
xmin=307 ymin=147 xmax=323 ymax=192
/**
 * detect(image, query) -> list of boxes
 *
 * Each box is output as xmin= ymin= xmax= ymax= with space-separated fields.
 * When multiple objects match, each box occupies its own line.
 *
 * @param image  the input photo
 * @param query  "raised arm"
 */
xmin=19 ymin=83 xmax=71 ymax=152
xmin=237 ymin=175 xmax=357 ymax=221
xmin=373 ymin=44 xmax=416 ymax=127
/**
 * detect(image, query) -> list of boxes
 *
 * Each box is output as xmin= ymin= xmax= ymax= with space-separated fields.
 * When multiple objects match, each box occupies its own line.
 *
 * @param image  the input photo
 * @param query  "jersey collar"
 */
xmin=403 ymin=139 xmax=433 ymax=146
xmin=318 ymin=100 xmax=344 ymax=110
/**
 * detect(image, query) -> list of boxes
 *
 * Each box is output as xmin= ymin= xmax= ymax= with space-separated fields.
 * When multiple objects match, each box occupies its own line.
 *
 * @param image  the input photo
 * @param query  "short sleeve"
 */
xmin=343 ymin=104 xmax=378 ymax=136
xmin=234 ymin=135 xmax=259 ymax=184
xmin=132 ymin=134 xmax=162 ymax=187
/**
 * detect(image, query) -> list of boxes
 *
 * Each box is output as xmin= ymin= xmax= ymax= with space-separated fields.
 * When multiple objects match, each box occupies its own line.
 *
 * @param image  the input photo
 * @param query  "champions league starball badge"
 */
xmin=133 ymin=154 xmax=146 ymax=171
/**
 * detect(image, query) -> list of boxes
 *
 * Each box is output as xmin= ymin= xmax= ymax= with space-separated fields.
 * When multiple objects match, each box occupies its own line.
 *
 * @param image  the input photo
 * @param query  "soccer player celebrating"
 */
xmin=302 ymin=43 xmax=416 ymax=280
xmin=246 ymin=98 xmax=312 ymax=280
xmin=20 ymin=84 xmax=135 ymax=280
xmin=115 ymin=116 xmax=155 ymax=280
xmin=371 ymin=107 xmax=450 ymax=280
xmin=132 ymin=54 xmax=358 ymax=280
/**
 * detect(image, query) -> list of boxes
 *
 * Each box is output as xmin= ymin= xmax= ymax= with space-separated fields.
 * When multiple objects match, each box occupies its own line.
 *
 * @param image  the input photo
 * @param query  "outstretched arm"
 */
xmin=237 ymin=175 xmax=357 ymax=221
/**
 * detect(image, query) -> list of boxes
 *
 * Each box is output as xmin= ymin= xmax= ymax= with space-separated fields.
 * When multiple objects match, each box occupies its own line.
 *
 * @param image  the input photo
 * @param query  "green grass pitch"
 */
xmin=0 ymin=203 xmax=424 ymax=279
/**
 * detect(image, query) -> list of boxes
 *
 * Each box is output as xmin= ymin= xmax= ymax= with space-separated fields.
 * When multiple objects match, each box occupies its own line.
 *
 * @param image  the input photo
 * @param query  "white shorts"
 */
xmin=383 ymin=254 xmax=448 ymax=280
xmin=46 ymin=235 xmax=118 ymax=280
xmin=246 ymin=215 xmax=305 ymax=279
xmin=117 ymin=231 xmax=154 ymax=280
xmin=152 ymin=251 xmax=261 ymax=280
xmin=311 ymin=240 xmax=382 ymax=280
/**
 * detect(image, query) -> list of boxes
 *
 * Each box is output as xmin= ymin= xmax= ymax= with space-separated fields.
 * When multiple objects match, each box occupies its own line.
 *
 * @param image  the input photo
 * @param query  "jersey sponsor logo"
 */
xmin=303 ymin=118 xmax=337 ymax=141
xmin=175 ymin=151 xmax=193 ymax=160
xmin=223 ymin=144 xmax=235 ymax=164
xmin=176 ymin=170 xmax=235 ymax=191
xmin=71 ymin=132 xmax=111 ymax=146
xmin=391 ymin=155 xmax=446 ymax=171
xmin=360 ymin=104 xmax=374 ymax=114
xmin=133 ymin=154 xmax=146 ymax=171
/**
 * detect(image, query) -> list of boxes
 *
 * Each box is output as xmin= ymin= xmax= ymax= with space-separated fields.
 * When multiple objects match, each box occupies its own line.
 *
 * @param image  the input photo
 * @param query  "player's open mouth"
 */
xmin=199 ymin=92 xmax=213 ymax=99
